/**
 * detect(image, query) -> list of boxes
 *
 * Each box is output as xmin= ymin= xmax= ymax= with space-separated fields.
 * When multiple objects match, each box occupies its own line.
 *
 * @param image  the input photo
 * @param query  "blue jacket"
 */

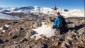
xmin=52 ymin=15 xmax=62 ymax=27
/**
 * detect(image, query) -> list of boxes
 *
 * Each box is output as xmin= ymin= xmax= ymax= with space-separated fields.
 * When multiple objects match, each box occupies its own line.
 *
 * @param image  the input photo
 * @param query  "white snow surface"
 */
xmin=0 ymin=13 xmax=20 ymax=20
xmin=57 ymin=9 xmax=84 ymax=18
xmin=1 ymin=6 xmax=84 ymax=18
xmin=31 ymin=22 xmax=56 ymax=40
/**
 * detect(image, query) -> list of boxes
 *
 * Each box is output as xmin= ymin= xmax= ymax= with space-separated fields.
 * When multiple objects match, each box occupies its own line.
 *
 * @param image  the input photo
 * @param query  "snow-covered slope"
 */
xmin=0 ymin=13 xmax=20 ymax=20
xmin=57 ymin=9 xmax=84 ymax=18
xmin=0 ymin=6 xmax=84 ymax=18
xmin=1 ymin=6 xmax=40 ymax=13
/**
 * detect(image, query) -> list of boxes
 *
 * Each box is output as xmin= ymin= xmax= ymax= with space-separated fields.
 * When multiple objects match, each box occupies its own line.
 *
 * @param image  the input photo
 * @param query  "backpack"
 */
xmin=58 ymin=16 xmax=66 ymax=28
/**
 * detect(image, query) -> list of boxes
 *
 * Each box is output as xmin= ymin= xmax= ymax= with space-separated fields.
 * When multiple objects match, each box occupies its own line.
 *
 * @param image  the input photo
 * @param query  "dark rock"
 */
xmin=3 ymin=26 xmax=8 ymax=30
xmin=43 ymin=44 xmax=48 ymax=48
xmin=12 ymin=35 xmax=18 ymax=39
xmin=31 ymin=31 xmax=37 ymax=35
xmin=0 ymin=39 xmax=4 ymax=44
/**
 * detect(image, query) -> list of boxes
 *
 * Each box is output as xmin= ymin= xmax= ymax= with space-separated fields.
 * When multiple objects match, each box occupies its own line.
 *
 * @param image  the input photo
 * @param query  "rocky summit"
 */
xmin=0 ymin=16 xmax=85 ymax=48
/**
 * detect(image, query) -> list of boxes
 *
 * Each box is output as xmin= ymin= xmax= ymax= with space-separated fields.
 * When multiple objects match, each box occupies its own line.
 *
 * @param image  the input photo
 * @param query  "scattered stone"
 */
xmin=0 ymin=17 xmax=85 ymax=48
xmin=5 ymin=44 xmax=20 ymax=48
xmin=25 ymin=30 xmax=32 ymax=40
xmin=0 ymin=39 xmax=4 ymax=44
xmin=77 ymin=27 xmax=85 ymax=34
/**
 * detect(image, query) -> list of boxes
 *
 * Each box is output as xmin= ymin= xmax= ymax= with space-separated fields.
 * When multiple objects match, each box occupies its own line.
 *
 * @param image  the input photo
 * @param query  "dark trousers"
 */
xmin=52 ymin=25 xmax=68 ymax=34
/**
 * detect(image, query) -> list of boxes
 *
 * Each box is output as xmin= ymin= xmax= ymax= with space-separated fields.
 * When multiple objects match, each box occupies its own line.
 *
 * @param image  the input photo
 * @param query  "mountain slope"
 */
xmin=0 ymin=13 xmax=20 ymax=20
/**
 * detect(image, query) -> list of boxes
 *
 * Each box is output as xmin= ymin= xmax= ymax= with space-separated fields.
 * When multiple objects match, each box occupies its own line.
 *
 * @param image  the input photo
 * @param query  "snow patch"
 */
xmin=31 ymin=22 xmax=56 ymax=40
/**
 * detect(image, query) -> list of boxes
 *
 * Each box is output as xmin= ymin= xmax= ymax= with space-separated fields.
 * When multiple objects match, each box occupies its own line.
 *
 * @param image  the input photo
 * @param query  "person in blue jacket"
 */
xmin=50 ymin=12 xmax=68 ymax=34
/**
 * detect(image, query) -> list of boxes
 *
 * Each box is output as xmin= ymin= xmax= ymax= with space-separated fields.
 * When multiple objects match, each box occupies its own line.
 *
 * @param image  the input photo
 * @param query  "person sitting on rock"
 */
xmin=50 ymin=12 xmax=68 ymax=34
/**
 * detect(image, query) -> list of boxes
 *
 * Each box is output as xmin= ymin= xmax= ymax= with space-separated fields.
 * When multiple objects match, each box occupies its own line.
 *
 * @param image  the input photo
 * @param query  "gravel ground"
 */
xmin=0 ymin=16 xmax=85 ymax=48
